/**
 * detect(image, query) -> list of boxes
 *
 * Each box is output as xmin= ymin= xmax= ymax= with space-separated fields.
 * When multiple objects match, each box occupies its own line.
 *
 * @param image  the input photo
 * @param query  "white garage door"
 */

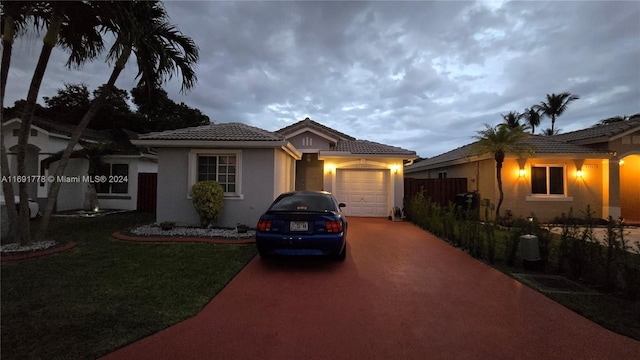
xmin=336 ymin=169 xmax=389 ymax=217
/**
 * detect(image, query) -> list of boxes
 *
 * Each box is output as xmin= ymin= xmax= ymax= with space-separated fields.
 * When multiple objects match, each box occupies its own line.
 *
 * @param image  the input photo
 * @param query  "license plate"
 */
xmin=290 ymin=221 xmax=308 ymax=231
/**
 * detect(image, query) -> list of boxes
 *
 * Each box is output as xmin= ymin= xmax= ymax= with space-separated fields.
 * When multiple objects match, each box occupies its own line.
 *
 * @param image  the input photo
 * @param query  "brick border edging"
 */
xmin=1 ymin=241 xmax=77 ymax=264
xmin=111 ymin=232 xmax=256 ymax=244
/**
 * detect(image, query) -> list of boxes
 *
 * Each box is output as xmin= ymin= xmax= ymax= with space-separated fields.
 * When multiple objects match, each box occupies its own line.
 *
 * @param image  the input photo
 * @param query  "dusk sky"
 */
xmin=4 ymin=0 xmax=639 ymax=158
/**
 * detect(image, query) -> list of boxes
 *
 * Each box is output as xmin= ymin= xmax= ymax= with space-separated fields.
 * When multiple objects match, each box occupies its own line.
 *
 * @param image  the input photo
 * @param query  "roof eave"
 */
xmin=131 ymin=139 xmax=289 ymax=148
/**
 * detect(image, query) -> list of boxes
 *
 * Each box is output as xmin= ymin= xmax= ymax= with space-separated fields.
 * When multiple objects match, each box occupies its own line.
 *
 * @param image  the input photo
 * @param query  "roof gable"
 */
xmin=276 ymin=117 xmax=355 ymax=143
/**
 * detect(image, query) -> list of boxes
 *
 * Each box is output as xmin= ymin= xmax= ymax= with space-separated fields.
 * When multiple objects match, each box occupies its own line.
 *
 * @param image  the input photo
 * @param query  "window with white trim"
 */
xmin=189 ymin=150 xmax=242 ymax=197
xmin=531 ymin=165 xmax=564 ymax=195
xmin=197 ymin=154 xmax=237 ymax=193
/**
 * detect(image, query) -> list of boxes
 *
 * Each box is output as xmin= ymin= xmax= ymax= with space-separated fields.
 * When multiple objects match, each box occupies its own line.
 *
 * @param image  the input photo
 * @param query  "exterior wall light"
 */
xmin=519 ymin=168 xmax=526 ymax=178
xmin=576 ymin=168 xmax=584 ymax=178
xmin=391 ymin=164 xmax=400 ymax=174
xmin=326 ymin=164 xmax=336 ymax=174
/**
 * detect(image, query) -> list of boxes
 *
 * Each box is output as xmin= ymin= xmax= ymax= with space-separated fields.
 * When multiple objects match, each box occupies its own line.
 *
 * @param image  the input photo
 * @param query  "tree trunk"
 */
xmin=495 ymin=162 xmax=504 ymax=221
xmin=16 ymin=11 xmax=63 ymax=245
xmin=1 ymin=16 xmax=20 ymax=242
xmin=35 ymin=49 xmax=130 ymax=241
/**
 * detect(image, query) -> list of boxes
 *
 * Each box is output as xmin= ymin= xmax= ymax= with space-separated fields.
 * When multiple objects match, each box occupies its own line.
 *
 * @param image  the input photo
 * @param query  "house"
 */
xmin=553 ymin=118 xmax=640 ymax=222
xmin=132 ymin=118 xmax=417 ymax=228
xmin=1 ymin=117 xmax=158 ymax=212
xmin=405 ymin=119 xmax=640 ymax=223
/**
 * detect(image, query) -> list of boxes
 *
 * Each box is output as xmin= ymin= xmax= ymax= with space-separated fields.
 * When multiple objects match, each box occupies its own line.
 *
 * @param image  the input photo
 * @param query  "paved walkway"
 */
xmin=102 ymin=218 xmax=640 ymax=360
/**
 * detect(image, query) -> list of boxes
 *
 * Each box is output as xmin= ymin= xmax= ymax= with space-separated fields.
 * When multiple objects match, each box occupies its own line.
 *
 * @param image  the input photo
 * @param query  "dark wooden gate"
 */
xmin=404 ymin=178 xmax=468 ymax=207
xmin=137 ymin=173 xmax=157 ymax=212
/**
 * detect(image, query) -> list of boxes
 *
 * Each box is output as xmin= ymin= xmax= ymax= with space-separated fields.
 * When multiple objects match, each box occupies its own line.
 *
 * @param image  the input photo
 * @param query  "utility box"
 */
xmin=520 ymin=234 xmax=541 ymax=270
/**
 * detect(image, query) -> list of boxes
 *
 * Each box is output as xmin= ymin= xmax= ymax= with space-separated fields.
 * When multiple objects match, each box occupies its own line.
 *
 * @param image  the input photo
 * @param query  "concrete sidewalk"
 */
xmin=102 ymin=218 xmax=640 ymax=360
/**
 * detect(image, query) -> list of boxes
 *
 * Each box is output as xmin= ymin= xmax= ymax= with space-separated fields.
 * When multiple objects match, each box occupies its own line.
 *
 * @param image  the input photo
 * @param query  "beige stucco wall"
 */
xmin=407 ymin=155 xmax=615 ymax=222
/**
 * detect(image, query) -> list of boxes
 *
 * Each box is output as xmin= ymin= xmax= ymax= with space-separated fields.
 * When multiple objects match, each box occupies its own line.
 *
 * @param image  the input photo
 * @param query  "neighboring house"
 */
xmin=132 ymin=118 xmax=417 ymax=228
xmin=405 ymin=134 xmax=621 ymax=222
xmin=554 ymin=118 xmax=640 ymax=222
xmin=2 ymin=117 xmax=157 ymax=212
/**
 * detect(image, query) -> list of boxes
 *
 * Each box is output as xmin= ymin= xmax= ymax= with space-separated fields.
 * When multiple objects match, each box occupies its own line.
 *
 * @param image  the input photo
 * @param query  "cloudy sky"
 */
xmin=5 ymin=0 xmax=639 ymax=158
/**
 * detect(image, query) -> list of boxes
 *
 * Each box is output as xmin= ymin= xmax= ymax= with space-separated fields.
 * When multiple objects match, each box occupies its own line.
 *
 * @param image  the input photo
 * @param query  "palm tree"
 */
xmin=1 ymin=1 xmax=46 ymax=242
xmin=541 ymin=127 xmax=561 ymax=136
xmin=473 ymin=124 xmax=533 ymax=222
xmin=501 ymin=111 xmax=526 ymax=130
xmin=522 ymin=107 xmax=541 ymax=134
xmin=534 ymin=92 xmax=579 ymax=134
xmin=11 ymin=1 xmax=104 ymax=244
xmin=36 ymin=1 xmax=199 ymax=241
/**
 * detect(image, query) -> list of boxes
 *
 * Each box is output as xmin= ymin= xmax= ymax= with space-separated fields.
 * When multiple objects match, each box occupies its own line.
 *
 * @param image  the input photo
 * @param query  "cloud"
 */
xmin=4 ymin=1 xmax=639 ymax=158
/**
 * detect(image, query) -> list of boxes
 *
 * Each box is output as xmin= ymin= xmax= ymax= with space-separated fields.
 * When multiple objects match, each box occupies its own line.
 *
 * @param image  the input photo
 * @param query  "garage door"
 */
xmin=336 ymin=169 xmax=389 ymax=217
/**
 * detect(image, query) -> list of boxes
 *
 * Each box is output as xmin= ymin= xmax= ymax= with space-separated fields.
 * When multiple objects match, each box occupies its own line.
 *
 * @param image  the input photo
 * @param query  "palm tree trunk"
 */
xmin=35 ymin=48 xmax=131 ymax=242
xmin=1 ymin=15 xmax=20 ymax=242
xmin=16 ymin=10 xmax=63 ymax=245
xmin=550 ymin=115 xmax=556 ymax=134
xmin=495 ymin=162 xmax=504 ymax=222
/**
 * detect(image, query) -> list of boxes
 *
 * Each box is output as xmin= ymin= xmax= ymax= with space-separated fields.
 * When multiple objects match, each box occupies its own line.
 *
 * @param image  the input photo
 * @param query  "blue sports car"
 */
xmin=256 ymin=191 xmax=348 ymax=261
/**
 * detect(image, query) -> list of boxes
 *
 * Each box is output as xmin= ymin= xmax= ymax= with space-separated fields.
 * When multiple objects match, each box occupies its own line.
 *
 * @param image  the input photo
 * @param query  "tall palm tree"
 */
xmin=11 ymin=1 xmax=104 ymax=244
xmin=1 ymin=1 xmax=46 ymax=242
xmin=534 ymin=92 xmax=579 ymax=134
xmin=473 ymin=124 xmax=533 ymax=222
xmin=522 ymin=107 xmax=541 ymax=134
xmin=36 ymin=1 xmax=199 ymax=241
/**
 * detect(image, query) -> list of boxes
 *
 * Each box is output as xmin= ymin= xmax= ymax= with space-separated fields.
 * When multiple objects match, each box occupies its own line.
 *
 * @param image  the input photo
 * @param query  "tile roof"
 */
xmin=8 ymin=116 xmax=107 ymax=141
xmin=332 ymin=140 xmax=417 ymax=156
xmin=139 ymin=122 xmax=284 ymax=142
xmin=276 ymin=117 xmax=355 ymax=141
xmin=553 ymin=118 xmax=640 ymax=143
xmin=407 ymin=135 xmax=613 ymax=171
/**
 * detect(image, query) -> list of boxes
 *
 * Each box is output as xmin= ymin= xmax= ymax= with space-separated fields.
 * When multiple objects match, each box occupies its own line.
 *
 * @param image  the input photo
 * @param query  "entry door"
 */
xmin=295 ymin=153 xmax=324 ymax=191
xmin=336 ymin=169 xmax=389 ymax=217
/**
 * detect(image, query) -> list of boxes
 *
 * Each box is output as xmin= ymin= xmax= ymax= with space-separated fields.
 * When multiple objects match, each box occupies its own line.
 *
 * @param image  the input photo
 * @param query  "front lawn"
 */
xmin=1 ymin=212 xmax=257 ymax=359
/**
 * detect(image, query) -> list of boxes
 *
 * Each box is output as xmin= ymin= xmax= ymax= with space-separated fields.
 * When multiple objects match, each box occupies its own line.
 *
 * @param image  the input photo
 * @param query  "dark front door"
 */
xmin=295 ymin=153 xmax=324 ymax=191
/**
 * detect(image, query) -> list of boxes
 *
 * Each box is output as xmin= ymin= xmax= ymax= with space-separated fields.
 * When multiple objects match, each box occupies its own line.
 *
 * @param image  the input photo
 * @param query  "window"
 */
xmin=195 ymin=153 xmax=238 ymax=194
xmin=438 ymin=172 xmax=447 ymax=179
xmin=97 ymin=163 xmax=129 ymax=194
xmin=531 ymin=165 xmax=564 ymax=195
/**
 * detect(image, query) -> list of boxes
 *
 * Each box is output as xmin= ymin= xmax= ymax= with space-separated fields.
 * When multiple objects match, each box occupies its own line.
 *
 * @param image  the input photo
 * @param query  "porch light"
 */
xmin=519 ymin=168 xmax=526 ymax=178
xmin=326 ymin=164 xmax=336 ymax=174
xmin=576 ymin=168 xmax=584 ymax=178
xmin=619 ymin=159 xmax=624 ymax=166
xmin=390 ymin=164 xmax=400 ymax=174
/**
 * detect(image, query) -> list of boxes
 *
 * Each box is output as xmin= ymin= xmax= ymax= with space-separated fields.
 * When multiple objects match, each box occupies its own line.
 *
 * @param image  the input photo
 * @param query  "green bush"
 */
xmin=191 ymin=181 xmax=224 ymax=228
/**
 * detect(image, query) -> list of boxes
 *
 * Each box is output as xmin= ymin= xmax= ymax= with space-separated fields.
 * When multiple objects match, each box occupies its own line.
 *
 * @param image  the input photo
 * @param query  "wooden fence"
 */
xmin=404 ymin=178 xmax=468 ymax=208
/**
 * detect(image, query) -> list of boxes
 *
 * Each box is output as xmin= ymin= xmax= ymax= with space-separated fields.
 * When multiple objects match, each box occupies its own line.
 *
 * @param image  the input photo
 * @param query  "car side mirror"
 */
xmin=338 ymin=203 xmax=346 ymax=208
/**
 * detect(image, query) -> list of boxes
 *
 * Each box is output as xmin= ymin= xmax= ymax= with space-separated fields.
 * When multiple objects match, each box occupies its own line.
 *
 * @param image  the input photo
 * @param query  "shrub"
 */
xmin=160 ymin=221 xmax=175 ymax=231
xmin=191 ymin=181 xmax=224 ymax=228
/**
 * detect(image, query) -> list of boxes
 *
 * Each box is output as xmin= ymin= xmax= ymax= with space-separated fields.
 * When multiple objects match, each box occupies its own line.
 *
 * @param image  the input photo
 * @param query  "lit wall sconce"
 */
xmin=619 ymin=159 xmax=625 ymax=166
xmin=516 ymin=158 xmax=527 ymax=178
xmin=576 ymin=168 xmax=584 ymax=178
xmin=326 ymin=164 xmax=336 ymax=174
xmin=390 ymin=164 xmax=400 ymax=174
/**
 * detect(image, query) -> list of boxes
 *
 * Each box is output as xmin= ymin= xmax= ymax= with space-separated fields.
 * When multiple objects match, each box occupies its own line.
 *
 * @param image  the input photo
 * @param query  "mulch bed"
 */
xmin=1 ymin=241 xmax=77 ymax=264
xmin=112 ymin=232 xmax=255 ymax=244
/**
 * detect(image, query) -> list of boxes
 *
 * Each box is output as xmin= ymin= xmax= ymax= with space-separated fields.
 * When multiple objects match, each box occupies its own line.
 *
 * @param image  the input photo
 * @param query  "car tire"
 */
xmin=335 ymin=242 xmax=347 ymax=261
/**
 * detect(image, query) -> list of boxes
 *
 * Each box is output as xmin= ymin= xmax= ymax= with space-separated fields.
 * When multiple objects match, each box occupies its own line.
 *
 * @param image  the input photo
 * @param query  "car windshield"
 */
xmin=269 ymin=193 xmax=336 ymax=212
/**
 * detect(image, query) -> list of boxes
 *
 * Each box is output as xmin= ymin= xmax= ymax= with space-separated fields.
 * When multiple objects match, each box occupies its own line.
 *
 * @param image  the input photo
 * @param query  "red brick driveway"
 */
xmin=102 ymin=218 xmax=640 ymax=359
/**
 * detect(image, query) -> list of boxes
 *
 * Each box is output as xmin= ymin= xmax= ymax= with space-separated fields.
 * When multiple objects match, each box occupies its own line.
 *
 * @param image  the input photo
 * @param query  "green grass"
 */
xmin=1 ymin=212 xmax=257 ymax=359
xmin=488 ymin=229 xmax=640 ymax=341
